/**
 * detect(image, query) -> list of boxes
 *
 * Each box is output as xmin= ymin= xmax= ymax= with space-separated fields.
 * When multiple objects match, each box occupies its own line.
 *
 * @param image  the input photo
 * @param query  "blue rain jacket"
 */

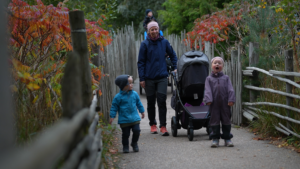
xmin=110 ymin=90 xmax=145 ymax=124
xmin=137 ymin=36 xmax=177 ymax=82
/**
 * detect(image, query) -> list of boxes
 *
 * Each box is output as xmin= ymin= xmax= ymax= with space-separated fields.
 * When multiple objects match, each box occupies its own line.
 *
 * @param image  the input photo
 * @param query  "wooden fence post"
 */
xmin=249 ymin=42 xmax=259 ymax=102
xmin=69 ymin=11 xmax=92 ymax=108
xmin=205 ymin=41 xmax=212 ymax=72
xmin=91 ymin=44 xmax=100 ymax=67
xmin=285 ymin=49 xmax=294 ymax=129
xmin=61 ymin=52 xmax=83 ymax=118
xmin=211 ymin=42 xmax=215 ymax=58
xmin=0 ymin=0 xmax=15 ymax=153
xmin=199 ymin=37 xmax=202 ymax=52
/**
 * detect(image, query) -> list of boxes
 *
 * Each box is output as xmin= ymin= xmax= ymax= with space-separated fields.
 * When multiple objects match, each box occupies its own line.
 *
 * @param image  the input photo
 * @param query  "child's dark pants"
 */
xmin=209 ymin=102 xmax=232 ymax=140
xmin=121 ymin=123 xmax=141 ymax=146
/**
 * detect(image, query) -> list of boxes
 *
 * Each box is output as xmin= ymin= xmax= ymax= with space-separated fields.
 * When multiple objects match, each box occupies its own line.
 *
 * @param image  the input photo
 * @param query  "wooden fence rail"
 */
xmin=242 ymin=48 xmax=300 ymax=137
xmin=0 ymin=11 xmax=103 ymax=169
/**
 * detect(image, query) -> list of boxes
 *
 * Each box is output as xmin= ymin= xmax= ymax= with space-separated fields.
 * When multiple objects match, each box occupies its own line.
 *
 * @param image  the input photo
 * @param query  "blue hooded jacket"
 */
xmin=110 ymin=90 xmax=144 ymax=124
xmin=137 ymin=36 xmax=177 ymax=82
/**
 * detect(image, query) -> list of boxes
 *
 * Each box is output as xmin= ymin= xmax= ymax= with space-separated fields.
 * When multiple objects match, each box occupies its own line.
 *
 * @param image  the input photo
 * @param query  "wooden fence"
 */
xmin=96 ymin=24 xmax=139 ymax=122
xmin=0 ymin=11 xmax=103 ymax=169
xmin=242 ymin=48 xmax=300 ymax=138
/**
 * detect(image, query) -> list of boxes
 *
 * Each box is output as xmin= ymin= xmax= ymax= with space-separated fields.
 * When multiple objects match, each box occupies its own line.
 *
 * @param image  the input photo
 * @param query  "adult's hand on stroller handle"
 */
xmin=140 ymin=81 xmax=145 ymax=88
xmin=206 ymin=102 xmax=212 ymax=105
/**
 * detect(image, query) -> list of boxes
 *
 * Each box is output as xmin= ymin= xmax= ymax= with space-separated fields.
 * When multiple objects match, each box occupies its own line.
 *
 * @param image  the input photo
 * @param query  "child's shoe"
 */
xmin=211 ymin=139 xmax=219 ymax=148
xmin=131 ymin=143 xmax=139 ymax=152
xmin=160 ymin=126 xmax=169 ymax=136
xmin=225 ymin=139 xmax=234 ymax=147
xmin=151 ymin=125 xmax=158 ymax=134
xmin=123 ymin=145 xmax=129 ymax=153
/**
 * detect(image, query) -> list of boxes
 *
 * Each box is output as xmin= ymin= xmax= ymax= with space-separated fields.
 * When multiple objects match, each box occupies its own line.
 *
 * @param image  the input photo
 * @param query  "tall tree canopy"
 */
xmin=158 ymin=0 xmax=232 ymax=35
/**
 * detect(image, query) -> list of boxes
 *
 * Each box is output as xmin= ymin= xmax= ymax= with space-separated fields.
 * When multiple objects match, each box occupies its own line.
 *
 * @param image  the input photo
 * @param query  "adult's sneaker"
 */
xmin=160 ymin=126 xmax=169 ymax=136
xmin=151 ymin=125 xmax=158 ymax=134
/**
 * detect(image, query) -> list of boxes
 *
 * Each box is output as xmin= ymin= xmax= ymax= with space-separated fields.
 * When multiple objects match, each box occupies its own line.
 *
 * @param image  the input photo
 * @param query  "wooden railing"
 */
xmin=242 ymin=48 xmax=300 ymax=138
xmin=0 ymin=11 xmax=104 ymax=169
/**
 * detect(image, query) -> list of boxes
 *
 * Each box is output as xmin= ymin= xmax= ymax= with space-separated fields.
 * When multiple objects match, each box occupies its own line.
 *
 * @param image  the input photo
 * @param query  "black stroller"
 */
xmin=170 ymin=50 xmax=211 ymax=141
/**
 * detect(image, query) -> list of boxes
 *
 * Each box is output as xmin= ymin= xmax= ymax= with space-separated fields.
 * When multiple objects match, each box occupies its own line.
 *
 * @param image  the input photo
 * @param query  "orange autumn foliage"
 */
xmin=8 ymin=0 xmax=111 ymax=92
xmin=186 ymin=9 xmax=242 ymax=49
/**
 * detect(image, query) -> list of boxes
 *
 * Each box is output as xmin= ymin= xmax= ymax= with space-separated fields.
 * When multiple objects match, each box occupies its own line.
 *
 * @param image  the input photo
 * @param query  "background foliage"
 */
xmin=9 ymin=0 xmax=111 ymax=142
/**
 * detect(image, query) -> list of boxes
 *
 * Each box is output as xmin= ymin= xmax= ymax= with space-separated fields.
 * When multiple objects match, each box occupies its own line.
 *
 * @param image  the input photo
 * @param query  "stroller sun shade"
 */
xmin=177 ymin=50 xmax=209 ymax=82
xmin=181 ymin=63 xmax=208 ymax=106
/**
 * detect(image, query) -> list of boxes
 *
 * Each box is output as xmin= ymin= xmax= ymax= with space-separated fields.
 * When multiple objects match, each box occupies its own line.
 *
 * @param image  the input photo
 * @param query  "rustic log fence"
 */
xmin=242 ymin=48 xmax=300 ymax=138
xmin=0 ymin=11 xmax=103 ymax=169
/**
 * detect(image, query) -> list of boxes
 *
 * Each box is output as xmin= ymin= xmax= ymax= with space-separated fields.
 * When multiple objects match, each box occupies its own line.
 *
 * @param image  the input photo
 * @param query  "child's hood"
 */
xmin=145 ymin=9 xmax=152 ymax=16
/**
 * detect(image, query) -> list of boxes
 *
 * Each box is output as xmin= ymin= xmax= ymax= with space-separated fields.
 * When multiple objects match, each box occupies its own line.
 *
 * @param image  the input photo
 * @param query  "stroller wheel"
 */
xmin=171 ymin=116 xmax=177 ymax=137
xmin=187 ymin=128 xmax=194 ymax=141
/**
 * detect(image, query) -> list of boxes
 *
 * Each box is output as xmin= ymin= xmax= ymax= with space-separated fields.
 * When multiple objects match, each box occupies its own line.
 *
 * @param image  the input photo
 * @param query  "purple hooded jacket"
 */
xmin=204 ymin=72 xmax=235 ymax=125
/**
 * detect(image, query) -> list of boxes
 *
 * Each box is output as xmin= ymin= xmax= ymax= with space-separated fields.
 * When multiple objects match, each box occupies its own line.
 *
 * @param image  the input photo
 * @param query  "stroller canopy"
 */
xmin=177 ymin=51 xmax=209 ymax=82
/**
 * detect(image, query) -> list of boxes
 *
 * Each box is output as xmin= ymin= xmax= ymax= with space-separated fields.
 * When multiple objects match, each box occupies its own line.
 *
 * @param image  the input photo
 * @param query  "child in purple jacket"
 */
xmin=204 ymin=57 xmax=235 ymax=148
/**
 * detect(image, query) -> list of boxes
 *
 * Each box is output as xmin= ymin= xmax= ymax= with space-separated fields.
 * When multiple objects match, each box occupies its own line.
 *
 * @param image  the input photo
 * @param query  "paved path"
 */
xmin=116 ymin=78 xmax=300 ymax=169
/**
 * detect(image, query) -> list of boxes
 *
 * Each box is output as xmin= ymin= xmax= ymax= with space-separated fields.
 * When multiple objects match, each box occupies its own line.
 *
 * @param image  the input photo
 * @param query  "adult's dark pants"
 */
xmin=145 ymin=78 xmax=168 ymax=128
xmin=121 ymin=123 xmax=141 ymax=146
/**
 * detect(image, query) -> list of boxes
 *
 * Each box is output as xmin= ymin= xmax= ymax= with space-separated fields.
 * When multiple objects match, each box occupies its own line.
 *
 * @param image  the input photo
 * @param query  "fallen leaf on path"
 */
xmin=253 ymin=137 xmax=263 ymax=141
xmin=109 ymin=148 xmax=118 ymax=154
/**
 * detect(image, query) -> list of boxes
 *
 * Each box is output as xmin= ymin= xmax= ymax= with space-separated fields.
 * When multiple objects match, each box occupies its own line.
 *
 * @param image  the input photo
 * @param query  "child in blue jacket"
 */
xmin=109 ymin=75 xmax=145 ymax=153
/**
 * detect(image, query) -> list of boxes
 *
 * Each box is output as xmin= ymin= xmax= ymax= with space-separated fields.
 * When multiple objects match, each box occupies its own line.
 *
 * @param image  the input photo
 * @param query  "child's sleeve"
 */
xmin=135 ymin=93 xmax=145 ymax=113
xmin=110 ymin=96 xmax=119 ymax=118
xmin=203 ymin=77 xmax=213 ymax=104
xmin=227 ymin=77 xmax=236 ymax=103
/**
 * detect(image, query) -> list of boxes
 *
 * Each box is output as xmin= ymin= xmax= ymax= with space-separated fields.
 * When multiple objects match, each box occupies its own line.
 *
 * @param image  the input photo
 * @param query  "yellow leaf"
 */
xmin=33 ymin=74 xmax=42 ymax=79
xmin=32 ymin=95 xmax=39 ymax=104
xmin=32 ymin=52 xmax=37 ymax=58
xmin=10 ymin=85 xmax=18 ymax=92
xmin=27 ymin=83 xmax=40 ymax=91
xmin=53 ymin=101 xmax=57 ymax=110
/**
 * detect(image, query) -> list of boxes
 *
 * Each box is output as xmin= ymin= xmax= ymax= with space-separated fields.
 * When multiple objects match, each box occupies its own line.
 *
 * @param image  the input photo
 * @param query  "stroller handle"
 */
xmin=171 ymin=71 xmax=178 ymax=87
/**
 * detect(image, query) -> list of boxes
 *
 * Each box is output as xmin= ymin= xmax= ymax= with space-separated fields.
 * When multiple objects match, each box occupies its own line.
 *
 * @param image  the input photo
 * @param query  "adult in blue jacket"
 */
xmin=137 ymin=21 xmax=177 ymax=136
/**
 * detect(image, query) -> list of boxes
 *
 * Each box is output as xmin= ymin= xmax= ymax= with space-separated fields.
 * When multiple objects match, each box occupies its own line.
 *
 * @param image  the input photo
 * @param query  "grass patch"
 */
xmin=98 ymin=113 xmax=121 ymax=168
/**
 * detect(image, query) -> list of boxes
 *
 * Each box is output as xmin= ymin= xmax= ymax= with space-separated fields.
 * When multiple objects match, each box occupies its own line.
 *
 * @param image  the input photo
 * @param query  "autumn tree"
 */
xmin=8 ymin=0 xmax=111 ymax=142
